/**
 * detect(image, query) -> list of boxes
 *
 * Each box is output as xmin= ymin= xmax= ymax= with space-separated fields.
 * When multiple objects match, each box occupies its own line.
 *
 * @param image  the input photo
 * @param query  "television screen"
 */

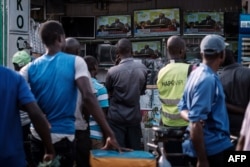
xmin=224 ymin=12 xmax=239 ymax=36
xmin=96 ymin=15 xmax=132 ymax=38
xmin=132 ymin=40 xmax=162 ymax=58
xmin=183 ymin=11 xmax=224 ymax=35
xmin=96 ymin=44 xmax=117 ymax=66
xmin=60 ymin=16 xmax=95 ymax=39
xmin=133 ymin=8 xmax=180 ymax=37
xmin=239 ymin=14 xmax=250 ymax=34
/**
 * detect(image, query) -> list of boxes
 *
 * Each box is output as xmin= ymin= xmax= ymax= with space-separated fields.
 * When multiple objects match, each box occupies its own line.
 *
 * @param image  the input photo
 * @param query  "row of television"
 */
xmin=60 ymin=8 xmax=246 ymax=39
xmin=97 ymin=40 xmax=163 ymax=66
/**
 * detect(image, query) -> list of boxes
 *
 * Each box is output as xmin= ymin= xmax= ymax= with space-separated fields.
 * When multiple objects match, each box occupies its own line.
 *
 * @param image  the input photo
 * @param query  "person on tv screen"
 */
xmin=169 ymin=18 xmax=180 ymax=30
xmin=110 ymin=18 xmax=125 ymax=30
xmin=200 ymin=15 xmax=216 ymax=26
xmin=97 ymin=25 xmax=106 ymax=32
xmin=140 ymin=45 xmax=155 ymax=55
xmin=152 ymin=13 xmax=171 ymax=27
xmin=124 ymin=23 xmax=131 ymax=32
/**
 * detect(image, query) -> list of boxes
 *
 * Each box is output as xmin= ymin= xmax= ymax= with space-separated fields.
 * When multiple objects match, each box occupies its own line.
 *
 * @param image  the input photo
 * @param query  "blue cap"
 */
xmin=200 ymin=35 xmax=226 ymax=55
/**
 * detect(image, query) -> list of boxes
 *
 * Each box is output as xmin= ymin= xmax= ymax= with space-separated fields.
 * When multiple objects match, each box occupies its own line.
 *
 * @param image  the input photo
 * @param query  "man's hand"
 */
xmin=43 ymin=153 xmax=55 ymax=162
xmin=101 ymin=137 xmax=133 ymax=152
xmin=196 ymin=159 xmax=209 ymax=167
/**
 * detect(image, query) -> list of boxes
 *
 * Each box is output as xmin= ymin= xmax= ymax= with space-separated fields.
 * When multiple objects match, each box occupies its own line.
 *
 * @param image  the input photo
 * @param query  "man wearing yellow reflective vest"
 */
xmin=156 ymin=35 xmax=196 ymax=166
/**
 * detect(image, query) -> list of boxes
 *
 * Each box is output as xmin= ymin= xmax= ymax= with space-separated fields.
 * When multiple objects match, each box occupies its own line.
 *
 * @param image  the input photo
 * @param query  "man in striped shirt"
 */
xmin=84 ymin=55 xmax=109 ymax=149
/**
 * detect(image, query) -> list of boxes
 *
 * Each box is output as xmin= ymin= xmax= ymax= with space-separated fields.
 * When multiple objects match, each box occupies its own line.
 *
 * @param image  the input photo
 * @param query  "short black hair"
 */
xmin=202 ymin=51 xmax=224 ymax=60
xmin=39 ymin=20 xmax=65 ymax=46
xmin=117 ymin=38 xmax=132 ymax=55
xmin=167 ymin=36 xmax=186 ymax=56
xmin=84 ymin=55 xmax=98 ymax=72
xmin=221 ymin=49 xmax=235 ymax=67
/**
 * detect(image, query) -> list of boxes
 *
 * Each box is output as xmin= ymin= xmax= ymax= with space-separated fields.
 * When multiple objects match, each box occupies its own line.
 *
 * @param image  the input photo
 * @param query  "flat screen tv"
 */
xmin=133 ymin=8 xmax=180 ymax=37
xmin=183 ymin=11 xmax=224 ymax=35
xmin=96 ymin=15 xmax=132 ymax=39
xmin=239 ymin=14 xmax=250 ymax=34
xmin=60 ymin=16 xmax=95 ymax=39
xmin=132 ymin=40 xmax=162 ymax=58
xmin=224 ymin=12 xmax=239 ymax=36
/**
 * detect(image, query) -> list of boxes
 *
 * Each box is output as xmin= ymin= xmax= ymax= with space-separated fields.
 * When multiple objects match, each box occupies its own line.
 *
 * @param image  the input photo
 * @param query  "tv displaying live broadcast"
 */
xmin=96 ymin=15 xmax=132 ymax=39
xmin=133 ymin=8 xmax=180 ymax=37
xmin=132 ymin=40 xmax=162 ymax=58
xmin=183 ymin=11 xmax=224 ymax=35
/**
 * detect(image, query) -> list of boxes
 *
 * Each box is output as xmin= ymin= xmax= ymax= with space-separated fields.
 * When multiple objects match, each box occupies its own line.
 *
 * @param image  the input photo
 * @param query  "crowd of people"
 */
xmin=1 ymin=19 xmax=250 ymax=167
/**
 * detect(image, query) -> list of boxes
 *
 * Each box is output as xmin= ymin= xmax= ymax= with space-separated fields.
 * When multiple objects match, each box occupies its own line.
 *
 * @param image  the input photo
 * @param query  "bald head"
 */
xmin=167 ymin=36 xmax=186 ymax=59
xmin=116 ymin=38 xmax=132 ymax=58
xmin=64 ymin=37 xmax=81 ymax=55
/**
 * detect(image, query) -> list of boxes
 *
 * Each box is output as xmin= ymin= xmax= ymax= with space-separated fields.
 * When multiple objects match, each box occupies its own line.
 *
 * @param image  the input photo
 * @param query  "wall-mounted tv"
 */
xmin=239 ymin=14 xmax=250 ymax=34
xmin=133 ymin=8 xmax=180 ymax=37
xmin=132 ymin=40 xmax=162 ymax=58
xmin=60 ymin=16 xmax=95 ymax=39
xmin=96 ymin=15 xmax=132 ymax=39
xmin=224 ymin=12 xmax=239 ymax=36
xmin=183 ymin=11 xmax=224 ymax=35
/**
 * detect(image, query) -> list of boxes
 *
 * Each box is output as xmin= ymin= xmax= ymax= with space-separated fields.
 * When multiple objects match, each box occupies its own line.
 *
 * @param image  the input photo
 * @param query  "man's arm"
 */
xmin=190 ymin=121 xmax=209 ymax=167
xmin=236 ymin=135 xmax=245 ymax=151
xmin=226 ymin=103 xmax=245 ymax=115
xmin=180 ymin=110 xmax=189 ymax=122
xmin=23 ymin=102 xmax=55 ymax=161
xmin=76 ymin=77 xmax=120 ymax=150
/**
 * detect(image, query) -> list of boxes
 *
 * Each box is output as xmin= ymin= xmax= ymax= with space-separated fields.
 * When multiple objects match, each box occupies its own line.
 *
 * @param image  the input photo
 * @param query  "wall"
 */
xmin=65 ymin=0 xmax=241 ymax=16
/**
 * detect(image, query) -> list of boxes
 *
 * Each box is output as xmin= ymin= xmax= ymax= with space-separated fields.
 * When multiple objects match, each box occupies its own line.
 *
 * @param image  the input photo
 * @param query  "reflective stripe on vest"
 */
xmin=161 ymin=110 xmax=181 ymax=120
xmin=160 ymin=98 xmax=180 ymax=105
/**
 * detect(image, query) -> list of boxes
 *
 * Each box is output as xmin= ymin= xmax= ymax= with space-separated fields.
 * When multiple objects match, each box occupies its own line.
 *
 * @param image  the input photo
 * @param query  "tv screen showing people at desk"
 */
xmin=132 ymin=41 xmax=162 ymax=58
xmin=96 ymin=15 xmax=132 ymax=38
xmin=133 ymin=8 xmax=180 ymax=37
xmin=183 ymin=11 xmax=224 ymax=35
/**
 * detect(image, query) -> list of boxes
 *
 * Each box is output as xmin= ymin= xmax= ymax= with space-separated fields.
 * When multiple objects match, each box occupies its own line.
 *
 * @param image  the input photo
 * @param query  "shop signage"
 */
xmin=9 ymin=0 xmax=29 ymax=32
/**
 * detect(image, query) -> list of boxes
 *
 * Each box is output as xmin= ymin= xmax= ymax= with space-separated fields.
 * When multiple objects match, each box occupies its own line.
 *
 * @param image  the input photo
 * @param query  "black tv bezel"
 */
xmin=183 ymin=11 xmax=224 ymax=36
xmin=95 ymin=14 xmax=133 ymax=39
xmin=133 ymin=8 xmax=181 ymax=38
xmin=60 ymin=16 xmax=96 ymax=39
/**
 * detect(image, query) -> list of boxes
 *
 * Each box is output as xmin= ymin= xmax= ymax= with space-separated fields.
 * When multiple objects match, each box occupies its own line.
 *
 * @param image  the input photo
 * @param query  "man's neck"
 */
xmin=47 ymin=46 xmax=61 ymax=56
xmin=203 ymin=60 xmax=220 ymax=72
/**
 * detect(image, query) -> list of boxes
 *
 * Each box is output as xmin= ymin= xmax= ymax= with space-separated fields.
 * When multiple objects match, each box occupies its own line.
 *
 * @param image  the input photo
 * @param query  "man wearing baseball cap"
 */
xmin=178 ymin=35 xmax=233 ymax=167
xmin=12 ymin=50 xmax=33 ymax=166
xmin=12 ymin=50 xmax=31 ymax=71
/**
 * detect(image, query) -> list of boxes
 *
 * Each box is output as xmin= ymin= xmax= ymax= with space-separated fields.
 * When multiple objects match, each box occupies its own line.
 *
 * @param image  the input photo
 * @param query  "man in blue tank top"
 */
xmin=20 ymin=20 xmax=120 ymax=166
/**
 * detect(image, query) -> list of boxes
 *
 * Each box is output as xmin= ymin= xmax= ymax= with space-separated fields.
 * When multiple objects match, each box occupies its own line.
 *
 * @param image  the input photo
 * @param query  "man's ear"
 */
xmin=180 ymin=49 xmax=185 ymax=57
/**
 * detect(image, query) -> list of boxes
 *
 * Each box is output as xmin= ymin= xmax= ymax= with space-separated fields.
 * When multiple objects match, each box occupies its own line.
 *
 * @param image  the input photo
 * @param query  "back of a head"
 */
xmin=117 ymin=38 xmax=132 ymax=56
xmin=12 ymin=50 xmax=31 ymax=71
xmin=39 ymin=20 xmax=65 ymax=47
xmin=200 ymin=34 xmax=225 ymax=59
xmin=167 ymin=35 xmax=185 ymax=58
xmin=84 ymin=55 xmax=98 ymax=72
xmin=221 ymin=49 xmax=236 ymax=67
xmin=64 ymin=37 xmax=81 ymax=55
